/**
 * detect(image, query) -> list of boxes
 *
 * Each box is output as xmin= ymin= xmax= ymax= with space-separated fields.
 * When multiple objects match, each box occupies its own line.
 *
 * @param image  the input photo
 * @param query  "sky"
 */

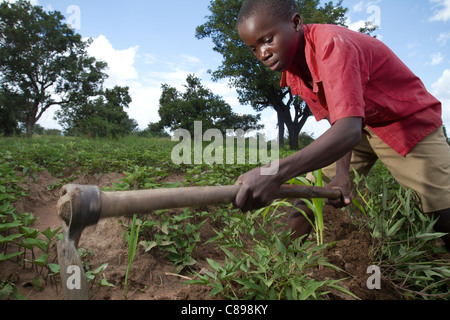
xmin=3 ymin=0 xmax=450 ymax=138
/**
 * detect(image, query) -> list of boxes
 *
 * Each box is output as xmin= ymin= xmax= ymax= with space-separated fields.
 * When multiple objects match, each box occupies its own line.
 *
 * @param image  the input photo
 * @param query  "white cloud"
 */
xmin=437 ymin=32 xmax=450 ymax=46
xmin=429 ymin=0 xmax=450 ymax=22
xmin=433 ymin=69 xmax=450 ymax=99
xmin=347 ymin=0 xmax=382 ymax=32
xmin=432 ymin=69 xmax=450 ymax=129
xmin=426 ymin=52 xmax=445 ymax=66
xmin=87 ymin=35 xmax=139 ymax=87
xmin=353 ymin=1 xmax=365 ymax=12
xmin=347 ymin=18 xmax=367 ymax=32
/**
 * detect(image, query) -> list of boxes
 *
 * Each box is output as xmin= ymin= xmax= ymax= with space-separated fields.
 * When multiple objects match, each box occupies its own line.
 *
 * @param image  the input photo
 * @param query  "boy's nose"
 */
xmin=259 ymin=47 xmax=271 ymax=61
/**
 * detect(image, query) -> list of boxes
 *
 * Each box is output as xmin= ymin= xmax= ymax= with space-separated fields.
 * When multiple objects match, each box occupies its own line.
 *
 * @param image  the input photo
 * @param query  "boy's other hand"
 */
xmin=325 ymin=176 xmax=353 ymax=208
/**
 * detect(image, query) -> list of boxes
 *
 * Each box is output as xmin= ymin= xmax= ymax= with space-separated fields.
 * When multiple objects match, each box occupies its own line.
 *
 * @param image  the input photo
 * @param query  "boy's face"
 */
xmin=238 ymin=9 xmax=302 ymax=72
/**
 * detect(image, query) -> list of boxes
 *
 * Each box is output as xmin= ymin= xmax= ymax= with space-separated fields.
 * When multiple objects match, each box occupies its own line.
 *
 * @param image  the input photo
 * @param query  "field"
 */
xmin=0 ymin=135 xmax=448 ymax=301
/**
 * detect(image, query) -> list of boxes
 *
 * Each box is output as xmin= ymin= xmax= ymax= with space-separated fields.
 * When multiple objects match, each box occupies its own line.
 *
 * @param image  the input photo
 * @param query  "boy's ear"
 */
xmin=292 ymin=13 xmax=303 ymax=31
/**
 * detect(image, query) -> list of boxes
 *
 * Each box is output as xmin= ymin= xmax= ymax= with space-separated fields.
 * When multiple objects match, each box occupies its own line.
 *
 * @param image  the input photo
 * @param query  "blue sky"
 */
xmin=4 ymin=0 xmax=450 ymax=137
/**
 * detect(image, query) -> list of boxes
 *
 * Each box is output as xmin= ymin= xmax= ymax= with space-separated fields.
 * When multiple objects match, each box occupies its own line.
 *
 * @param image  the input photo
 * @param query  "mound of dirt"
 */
xmin=5 ymin=170 xmax=413 ymax=300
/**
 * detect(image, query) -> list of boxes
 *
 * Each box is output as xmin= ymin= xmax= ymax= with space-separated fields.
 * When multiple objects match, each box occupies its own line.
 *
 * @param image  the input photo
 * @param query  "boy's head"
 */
xmin=238 ymin=0 xmax=303 ymax=73
xmin=237 ymin=0 xmax=298 ymax=27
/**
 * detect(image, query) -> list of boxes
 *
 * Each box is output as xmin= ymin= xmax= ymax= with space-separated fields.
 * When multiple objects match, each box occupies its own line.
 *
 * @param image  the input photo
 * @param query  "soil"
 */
xmin=2 ymin=169 xmax=445 ymax=301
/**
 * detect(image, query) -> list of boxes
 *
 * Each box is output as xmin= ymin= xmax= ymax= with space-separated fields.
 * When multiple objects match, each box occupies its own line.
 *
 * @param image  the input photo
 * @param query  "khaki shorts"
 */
xmin=311 ymin=126 xmax=450 ymax=213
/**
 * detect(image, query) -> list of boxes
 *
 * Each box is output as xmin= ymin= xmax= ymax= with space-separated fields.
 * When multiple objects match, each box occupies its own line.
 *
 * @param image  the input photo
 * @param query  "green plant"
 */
xmin=0 ymin=280 xmax=26 ymax=300
xmin=139 ymin=208 xmax=207 ymax=273
xmin=77 ymin=247 xmax=114 ymax=289
xmin=188 ymin=204 xmax=357 ymax=300
xmin=284 ymin=170 xmax=326 ymax=245
xmin=122 ymin=214 xmax=141 ymax=298
xmin=353 ymin=163 xmax=450 ymax=300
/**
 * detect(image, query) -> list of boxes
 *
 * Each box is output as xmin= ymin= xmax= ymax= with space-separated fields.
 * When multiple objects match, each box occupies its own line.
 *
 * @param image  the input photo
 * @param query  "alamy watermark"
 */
xmin=367 ymin=5 xmax=381 ymax=28
xmin=366 ymin=265 xmax=381 ymax=290
xmin=66 ymin=265 xmax=82 ymax=290
xmin=171 ymin=121 xmax=279 ymax=176
xmin=66 ymin=5 xmax=81 ymax=30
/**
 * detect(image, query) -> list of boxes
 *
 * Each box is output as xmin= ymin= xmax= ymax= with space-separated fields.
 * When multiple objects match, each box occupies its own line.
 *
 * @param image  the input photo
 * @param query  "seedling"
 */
xmin=122 ymin=214 xmax=141 ymax=298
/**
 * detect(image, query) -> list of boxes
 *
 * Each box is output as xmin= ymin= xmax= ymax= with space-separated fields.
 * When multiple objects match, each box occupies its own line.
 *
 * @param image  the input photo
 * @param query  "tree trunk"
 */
xmin=283 ymin=105 xmax=312 ymax=151
xmin=25 ymin=120 xmax=35 ymax=138
xmin=277 ymin=112 xmax=285 ymax=147
xmin=286 ymin=123 xmax=301 ymax=150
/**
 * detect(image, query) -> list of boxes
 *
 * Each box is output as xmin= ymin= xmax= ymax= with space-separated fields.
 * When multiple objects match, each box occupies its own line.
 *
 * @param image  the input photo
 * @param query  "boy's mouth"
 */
xmin=267 ymin=60 xmax=280 ymax=71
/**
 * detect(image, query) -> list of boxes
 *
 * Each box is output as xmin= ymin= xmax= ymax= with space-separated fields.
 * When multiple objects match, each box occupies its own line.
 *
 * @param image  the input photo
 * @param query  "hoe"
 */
xmin=56 ymin=183 xmax=342 ymax=300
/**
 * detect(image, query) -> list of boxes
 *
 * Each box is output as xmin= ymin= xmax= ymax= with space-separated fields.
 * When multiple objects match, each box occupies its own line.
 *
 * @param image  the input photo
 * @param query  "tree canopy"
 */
xmin=158 ymin=74 xmax=263 ymax=136
xmin=56 ymin=86 xmax=138 ymax=138
xmin=0 ymin=0 xmax=108 ymax=137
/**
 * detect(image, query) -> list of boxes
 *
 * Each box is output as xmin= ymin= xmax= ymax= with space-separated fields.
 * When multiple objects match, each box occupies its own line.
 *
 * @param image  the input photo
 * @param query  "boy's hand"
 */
xmin=325 ymin=175 xmax=353 ymax=208
xmin=234 ymin=167 xmax=281 ymax=212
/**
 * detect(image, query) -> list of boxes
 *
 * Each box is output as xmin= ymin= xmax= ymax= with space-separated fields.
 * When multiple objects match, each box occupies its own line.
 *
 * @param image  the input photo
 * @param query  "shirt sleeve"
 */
xmin=315 ymin=32 xmax=369 ymax=124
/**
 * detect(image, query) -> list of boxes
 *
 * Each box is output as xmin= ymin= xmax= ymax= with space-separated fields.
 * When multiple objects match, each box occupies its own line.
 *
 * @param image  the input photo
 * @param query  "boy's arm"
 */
xmin=234 ymin=117 xmax=362 ymax=212
xmin=326 ymin=150 xmax=353 ymax=207
xmin=323 ymin=115 xmax=354 ymax=207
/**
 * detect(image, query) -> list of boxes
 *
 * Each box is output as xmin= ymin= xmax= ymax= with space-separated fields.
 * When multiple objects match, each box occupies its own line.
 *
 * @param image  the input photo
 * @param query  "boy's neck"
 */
xmin=293 ymin=27 xmax=313 ymax=88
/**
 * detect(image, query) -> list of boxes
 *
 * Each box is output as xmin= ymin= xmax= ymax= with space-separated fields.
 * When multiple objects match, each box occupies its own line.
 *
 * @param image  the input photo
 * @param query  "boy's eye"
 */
xmin=264 ymin=37 xmax=274 ymax=44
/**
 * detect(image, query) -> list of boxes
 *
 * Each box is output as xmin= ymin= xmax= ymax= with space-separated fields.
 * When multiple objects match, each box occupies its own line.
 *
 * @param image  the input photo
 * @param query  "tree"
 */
xmin=139 ymin=122 xmax=170 ymax=138
xmin=158 ymin=74 xmax=263 ymax=135
xmin=0 ymin=87 xmax=23 ymax=136
xmin=0 ymin=0 xmax=107 ymax=137
xmin=196 ymin=0 xmax=348 ymax=149
xmin=57 ymin=86 xmax=138 ymax=138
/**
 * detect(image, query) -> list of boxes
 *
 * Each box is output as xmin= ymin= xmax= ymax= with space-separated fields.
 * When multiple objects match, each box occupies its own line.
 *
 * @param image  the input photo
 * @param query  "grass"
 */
xmin=351 ymin=164 xmax=450 ymax=300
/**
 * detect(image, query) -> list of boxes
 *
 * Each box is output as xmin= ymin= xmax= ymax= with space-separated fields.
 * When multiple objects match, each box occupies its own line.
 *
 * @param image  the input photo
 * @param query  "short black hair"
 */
xmin=237 ymin=0 xmax=299 ymax=26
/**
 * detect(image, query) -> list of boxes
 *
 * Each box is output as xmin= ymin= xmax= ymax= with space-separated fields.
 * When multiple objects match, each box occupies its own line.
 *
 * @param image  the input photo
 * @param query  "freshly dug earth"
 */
xmin=2 ymin=170 xmax=429 ymax=300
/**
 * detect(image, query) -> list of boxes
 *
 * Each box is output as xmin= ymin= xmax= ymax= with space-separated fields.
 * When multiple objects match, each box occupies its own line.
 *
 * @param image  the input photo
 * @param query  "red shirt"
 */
xmin=281 ymin=24 xmax=442 ymax=157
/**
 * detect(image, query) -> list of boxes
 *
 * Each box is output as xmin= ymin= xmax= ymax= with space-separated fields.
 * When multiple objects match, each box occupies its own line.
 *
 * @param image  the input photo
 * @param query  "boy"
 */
xmin=234 ymin=0 xmax=450 ymax=250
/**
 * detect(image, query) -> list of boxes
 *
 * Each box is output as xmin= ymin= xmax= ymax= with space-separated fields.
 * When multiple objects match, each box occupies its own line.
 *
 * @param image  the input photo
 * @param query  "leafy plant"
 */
xmin=353 ymin=163 xmax=450 ymax=300
xmin=122 ymin=214 xmax=141 ymax=298
xmin=77 ymin=247 xmax=113 ymax=290
xmin=188 ymin=203 xmax=357 ymax=300
xmin=0 ymin=280 xmax=26 ymax=300
xmin=139 ymin=208 xmax=207 ymax=273
xmin=283 ymin=170 xmax=326 ymax=245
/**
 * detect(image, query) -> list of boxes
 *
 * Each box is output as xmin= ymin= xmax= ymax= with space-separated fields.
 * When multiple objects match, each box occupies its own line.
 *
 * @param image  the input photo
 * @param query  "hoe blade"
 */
xmin=57 ymin=223 xmax=89 ymax=300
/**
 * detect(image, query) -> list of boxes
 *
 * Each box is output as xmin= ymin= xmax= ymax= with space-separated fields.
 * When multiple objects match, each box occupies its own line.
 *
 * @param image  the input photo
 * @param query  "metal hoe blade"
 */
xmin=57 ymin=222 xmax=89 ymax=300
xmin=57 ymin=185 xmax=102 ymax=300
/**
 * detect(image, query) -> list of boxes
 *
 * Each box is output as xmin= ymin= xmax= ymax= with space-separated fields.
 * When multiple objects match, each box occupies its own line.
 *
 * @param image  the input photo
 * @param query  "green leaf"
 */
xmin=329 ymin=282 xmax=360 ymax=300
xmin=233 ymin=278 xmax=262 ymax=292
xmin=0 ymin=251 xmax=24 ymax=262
xmin=386 ymin=217 xmax=406 ymax=237
xmin=41 ymin=226 xmax=61 ymax=241
xmin=275 ymin=237 xmax=286 ymax=255
xmin=99 ymin=278 xmax=115 ymax=287
xmin=207 ymin=258 xmax=223 ymax=272
xmin=298 ymin=280 xmax=326 ymax=300
xmin=0 ymin=234 xmax=23 ymax=245
xmin=209 ymin=282 xmax=224 ymax=296
xmin=19 ymin=238 xmax=48 ymax=251
xmin=92 ymin=263 xmax=108 ymax=276
xmin=32 ymin=253 xmax=50 ymax=266
xmin=139 ymin=240 xmax=158 ymax=252
xmin=47 ymin=263 xmax=60 ymax=275
xmin=410 ymin=232 xmax=447 ymax=241
xmin=18 ymin=226 xmax=40 ymax=239
xmin=0 ymin=221 xmax=22 ymax=232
